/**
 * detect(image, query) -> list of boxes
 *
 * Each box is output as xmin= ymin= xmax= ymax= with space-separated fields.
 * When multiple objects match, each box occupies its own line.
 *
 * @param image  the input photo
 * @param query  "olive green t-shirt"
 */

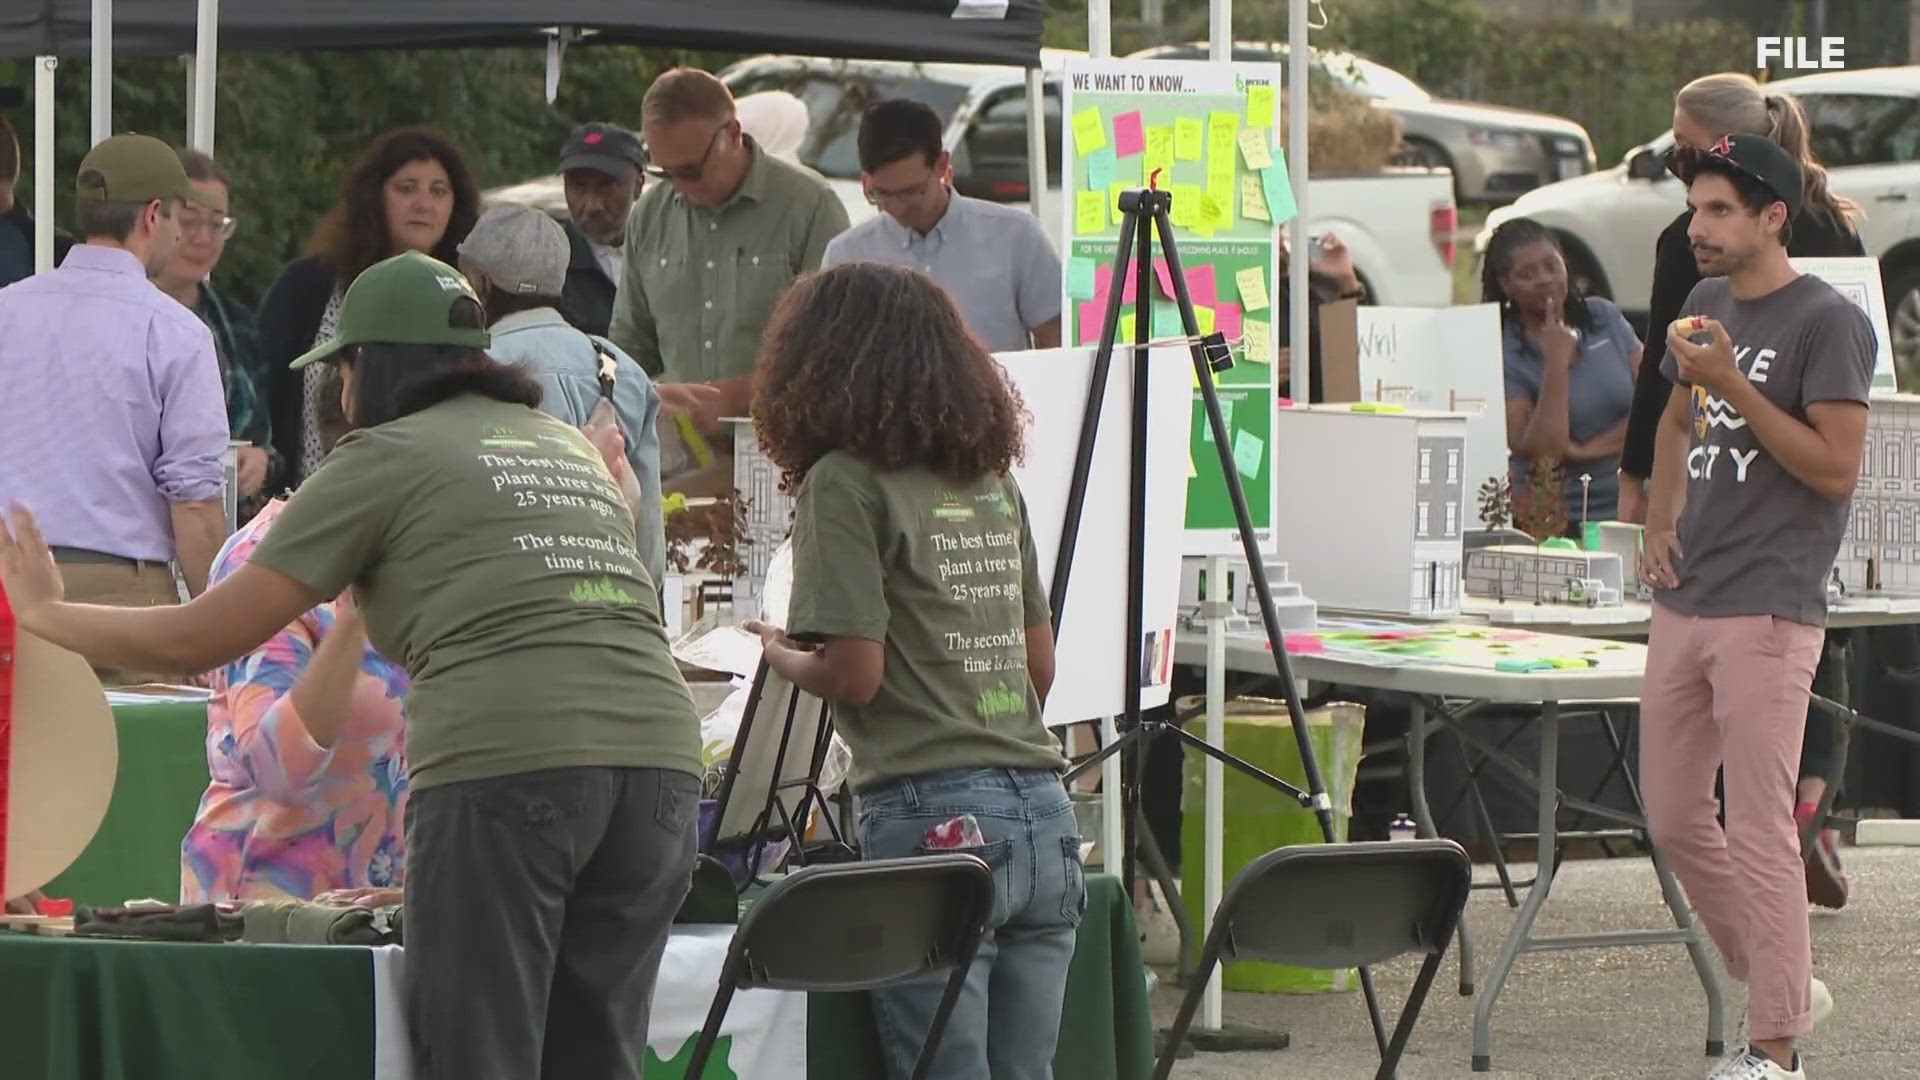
xmin=787 ymin=452 xmax=1066 ymax=788
xmin=249 ymin=394 xmax=702 ymax=791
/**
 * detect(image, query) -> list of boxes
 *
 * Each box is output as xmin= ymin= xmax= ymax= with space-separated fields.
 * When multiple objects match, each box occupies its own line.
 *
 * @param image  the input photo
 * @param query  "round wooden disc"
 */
xmin=3 ymin=632 xmax=118 ymax=899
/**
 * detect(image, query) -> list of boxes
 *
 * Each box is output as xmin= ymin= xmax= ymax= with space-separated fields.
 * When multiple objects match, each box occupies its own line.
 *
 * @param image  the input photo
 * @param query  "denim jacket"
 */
xmin=487 ymin=307 xmax=667 ymax=589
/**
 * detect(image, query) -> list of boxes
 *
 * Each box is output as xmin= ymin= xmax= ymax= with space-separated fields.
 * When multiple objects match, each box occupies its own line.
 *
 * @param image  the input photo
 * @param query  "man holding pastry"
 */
xmin=1639 ymin=134 xmax=1874 ymax=1080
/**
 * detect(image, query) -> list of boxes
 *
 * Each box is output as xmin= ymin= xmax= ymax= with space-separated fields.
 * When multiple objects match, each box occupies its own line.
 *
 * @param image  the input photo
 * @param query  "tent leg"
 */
xmin=33 ymin=56 xmax=57 ymax=273
xmin=91 ymin=0 xmax=112 ymax=145
xmin=190 ymin=0 xmax=220 ymax=152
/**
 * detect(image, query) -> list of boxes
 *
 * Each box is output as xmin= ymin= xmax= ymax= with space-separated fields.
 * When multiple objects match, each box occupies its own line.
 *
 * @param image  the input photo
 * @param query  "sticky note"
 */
xmin=1238 ymin=127 xmax=1273 ymax=170
xmin=1194 ymin=306 xmax=1216 ymax=336
xmin=1144 ymin=125 xmax=1175 ymax=182
xmin=1087 ymin=147 xmax=1117 ymax=192
xmin=1076 ymin=190 xmax=1107 ymax=234
xmin=1071 ymin=106 xmax=1107 ymax=155
xmin=1240 ymin=174 xmax=1269 ymax=222
xmin=1201 ymin=397 xmax=1234 ymax=441
xmin=1236 ymin=266 xmax=1270 ymax=312
xmin=1216 ymin=301 xmax=1243 ymax=341
xmin=1243 ymin=318 xmax=1272 ymax=364
xmin=1078 ymin=300 xmax=1104 ymax=345
xmin=1197 ymin=190 xmax=1230 ymax=232
xmin=1113 ymin=110 xmax=1146 ymax=157
xmin=1262 ymin=153 xmax=1298 ymax=225
xmin=1189 ymin=453 xmax=1197 ymax=478
xmin=1174 ymin=117 xmax=1204 ymax=161
xmin=1068 ymin=256 xmax=1098 ymax=300
xmin=1246 ymin=84 xmax=1276 ymax=129
xmin=1152 ymin=300 xmax=1183 ymax=339
xmin=1100 ymin=263 xmax=1140 ymax=306
xmin=1170 ymin=183 xmax=1201 ymax=228
xmin=1232 ymin=429 xmax=1265 ymax=478
xmin=1186 ymin=264 xmax=1218 ymax=308
xmin=1151 ymin=258 xmax=1175 ymax=298
xmin=1109 ymin=183 xmax=1129 ymax=227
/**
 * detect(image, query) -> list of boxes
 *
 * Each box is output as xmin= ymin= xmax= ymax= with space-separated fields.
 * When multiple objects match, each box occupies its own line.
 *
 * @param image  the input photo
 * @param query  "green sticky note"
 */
xmin=1067 ymin=256 xmax=1098 ymax=300
xmin=1232 ymin=429 xmax=1265 ymax=479
xmin=1261 ymin=153 xmax=1298 ymax=226
xmin=1087 ymin=147 xmax=1117 ymax=192
xmin=1152 ymin=300 xmax=1183 ymax=339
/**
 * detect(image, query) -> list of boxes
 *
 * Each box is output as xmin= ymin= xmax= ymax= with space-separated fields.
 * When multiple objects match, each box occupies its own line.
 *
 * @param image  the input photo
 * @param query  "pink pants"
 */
xmin=1640 ymin=601 xmax=1823 ymax=1042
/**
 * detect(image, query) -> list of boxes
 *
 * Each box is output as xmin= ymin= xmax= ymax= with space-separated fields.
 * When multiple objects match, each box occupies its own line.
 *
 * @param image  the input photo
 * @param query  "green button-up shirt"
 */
xmin=609 ymin=138 xmax=850 ymax=386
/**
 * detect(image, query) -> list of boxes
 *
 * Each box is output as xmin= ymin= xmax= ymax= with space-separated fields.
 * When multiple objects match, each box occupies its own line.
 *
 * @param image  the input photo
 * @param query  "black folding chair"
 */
xmin=685 ymin=854 xmax=997 ymax=1080
xmin=1155 ymin=840 xmax=1473 ymax=1080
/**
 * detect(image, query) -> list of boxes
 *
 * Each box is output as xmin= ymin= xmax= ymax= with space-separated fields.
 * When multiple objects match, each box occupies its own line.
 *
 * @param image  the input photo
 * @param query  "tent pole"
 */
xmin=91 ymin=0 xmax=111 ymax=145
xmin=190 ymin=0 xmax=219 ymax=152
xmin=1024 ymin=67 xmax=1045 ymax=227
xmin=1202 ymin=0 xmax=1232 ymax=1041
xmin=1089 ymin=0 xmax=1111 ymax=59
xmin=33 ymin=56 xmax=57 ymax=272
xmin=184 ymin=56 xmax=196 ymax=148
xmin=1287 ymin=0 xmax=1309 ymax=406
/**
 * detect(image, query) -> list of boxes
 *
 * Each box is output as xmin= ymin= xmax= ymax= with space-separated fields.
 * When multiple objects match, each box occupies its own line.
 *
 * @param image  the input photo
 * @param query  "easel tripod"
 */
xmin=1047 ymin=185 xmax=1389 ymax=1054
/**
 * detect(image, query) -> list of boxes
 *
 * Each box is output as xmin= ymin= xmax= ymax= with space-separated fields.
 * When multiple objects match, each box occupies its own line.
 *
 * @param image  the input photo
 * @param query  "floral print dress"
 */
xmin=180 ymin=499 xmax=411 ymax=903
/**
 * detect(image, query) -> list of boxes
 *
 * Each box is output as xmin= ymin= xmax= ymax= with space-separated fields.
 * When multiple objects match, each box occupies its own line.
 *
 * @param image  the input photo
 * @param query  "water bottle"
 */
xmin=1389 ymin=813 xmax=1418 ymax=842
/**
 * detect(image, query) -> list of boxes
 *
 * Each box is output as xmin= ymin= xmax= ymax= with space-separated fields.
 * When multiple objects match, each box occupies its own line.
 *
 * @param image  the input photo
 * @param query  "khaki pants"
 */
xmin=58 ymin=559 xmax=185 ymax=687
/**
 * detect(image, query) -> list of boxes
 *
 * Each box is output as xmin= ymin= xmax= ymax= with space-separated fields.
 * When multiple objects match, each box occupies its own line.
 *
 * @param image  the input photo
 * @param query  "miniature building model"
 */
xmin=1178 ymin=557 xmax=1319 ymax=631
xmin=1464 ymin=545 xmax=1625 ymax=607
xmin=1838 ymin=392 xmax=1920 ymax=593
xmin=731 ymin=419 xmax=797 ymax=609
xmin=1269 ymin=405 xmax=1468 ymax=617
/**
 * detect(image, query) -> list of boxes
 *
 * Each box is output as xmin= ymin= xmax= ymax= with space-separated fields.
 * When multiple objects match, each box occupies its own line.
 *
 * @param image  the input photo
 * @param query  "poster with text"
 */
xmin=1061 ymin=58 xmax=1287 ymax=555
xmin=1790 ymin=257 xmax=1898 ymax=390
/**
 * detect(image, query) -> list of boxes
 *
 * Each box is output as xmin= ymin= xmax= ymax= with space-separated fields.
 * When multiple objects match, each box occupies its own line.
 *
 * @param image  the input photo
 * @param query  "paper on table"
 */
xmin=1246 ymin=84 xmax=1276 ymax=129
xmin=1262 ymin=152 xmax=1298 ymax=225
xmin=1216 ymin=300 xmax=1243 ymax=341
xmin=1243 ymin=319 xmax=1273 ymax=364
xmin=1174 ymin=117 xmax=1204 ymax=161
xmin=1113 ymin=110 xmax=1146 ymax=157
xmin=672 ymin=624 xmax=764 ymax=679
xmin=1238 ymin=127 xmax=1273 ymax=170
xmin=1232 ymin=429 xmax=1265 ymax=479
xmin=1076 ymin=190 xmax=1107 ymax=233
xmin=1240 ymin=174 xmax=1269 ymax=222
xmin=1186 ymin=264 xmax=1218 ymax=308
xmin=1236 ymin=266 xmax=1270 ymax=312
xmin=1071 ymin=106 xmax=1107 ymax=155
xmin=1087 ymin=147 xmax=1117 ymax=191
xmin=1068 ymin=256 xmax=1098 ymax=299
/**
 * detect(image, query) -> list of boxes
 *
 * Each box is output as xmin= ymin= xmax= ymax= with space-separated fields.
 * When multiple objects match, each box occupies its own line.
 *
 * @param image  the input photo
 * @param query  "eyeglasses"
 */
xmin=645 ymin=123 xmax=728 ymax=183
xmin=177 ymin=207 xmax=237 ymax=240
xmin=864 ymin=172 xmax=944 ymax=208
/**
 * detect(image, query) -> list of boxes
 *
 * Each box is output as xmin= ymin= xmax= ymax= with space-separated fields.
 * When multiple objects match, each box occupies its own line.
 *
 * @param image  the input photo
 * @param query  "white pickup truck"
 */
xmin=490 ymin=53 xmax=1460 ymax=308
xmin=1477 ymin=65 xmax=1920 ymax=361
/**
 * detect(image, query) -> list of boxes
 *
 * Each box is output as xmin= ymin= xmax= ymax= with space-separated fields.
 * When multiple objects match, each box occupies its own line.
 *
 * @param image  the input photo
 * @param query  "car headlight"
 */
xmin=1467 ymin=127 xmax=1532 ymax=150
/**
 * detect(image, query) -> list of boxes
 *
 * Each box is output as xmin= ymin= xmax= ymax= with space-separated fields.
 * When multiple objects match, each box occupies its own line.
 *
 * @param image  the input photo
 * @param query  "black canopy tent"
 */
xmin=2 ymin=0 xmax=1046 ymax=65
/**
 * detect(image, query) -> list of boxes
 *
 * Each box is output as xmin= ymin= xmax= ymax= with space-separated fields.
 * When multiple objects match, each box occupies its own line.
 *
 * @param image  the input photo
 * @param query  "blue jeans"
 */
xmin=857 ymin=767 xmax=1088 ymax=1080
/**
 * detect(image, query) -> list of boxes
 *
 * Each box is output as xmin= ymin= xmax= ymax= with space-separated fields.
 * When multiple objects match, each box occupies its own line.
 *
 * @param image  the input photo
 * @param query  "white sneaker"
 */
xmin=1810 ymin=977 xmax=1833 ymax=1028
xmin=1709 ymin=1047 xmax=1805 ymax=1079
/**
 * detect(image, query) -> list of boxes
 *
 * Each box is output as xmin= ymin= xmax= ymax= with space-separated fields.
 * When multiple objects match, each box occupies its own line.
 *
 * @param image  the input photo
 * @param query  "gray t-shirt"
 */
xmin=1504 ymin=297 xmax=1640 ymax=524
xmin=1656 ymin=273 xmax=1875 ymax=625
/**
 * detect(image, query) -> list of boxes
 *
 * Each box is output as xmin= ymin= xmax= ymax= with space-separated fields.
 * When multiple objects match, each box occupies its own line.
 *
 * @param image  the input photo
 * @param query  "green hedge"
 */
xmin=1 ymin=46 xmax=735 ymax=307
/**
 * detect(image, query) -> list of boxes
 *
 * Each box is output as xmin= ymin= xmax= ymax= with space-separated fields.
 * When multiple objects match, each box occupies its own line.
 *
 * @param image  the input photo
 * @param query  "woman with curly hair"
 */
xmin=256 ymin=127 xmax=482 ymax=486
xmin=744 ymin=262 xmax=1083 ymax=1080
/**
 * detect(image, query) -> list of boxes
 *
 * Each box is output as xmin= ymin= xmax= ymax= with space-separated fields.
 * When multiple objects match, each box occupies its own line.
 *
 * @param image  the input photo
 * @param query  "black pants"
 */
xmin=1801 ymin=631 xmax=1849 ymax=783
xmin=405 ymin=766 xmax=700 ymax=1080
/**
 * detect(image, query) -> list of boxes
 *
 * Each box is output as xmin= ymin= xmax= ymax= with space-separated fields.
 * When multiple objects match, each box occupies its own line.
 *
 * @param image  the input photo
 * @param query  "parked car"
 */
xmin=1476 ymin=66 xmax=1920 ymax=366
xmin=1125 ymin=41 xmax=1598 ymax=206
xmin=486 ymin=51 xmax=1461 ymax=307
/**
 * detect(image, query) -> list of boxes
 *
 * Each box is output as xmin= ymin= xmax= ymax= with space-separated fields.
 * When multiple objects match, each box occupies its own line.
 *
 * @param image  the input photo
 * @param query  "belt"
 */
xmin=49 ymin=545 xmax=167 ymax=569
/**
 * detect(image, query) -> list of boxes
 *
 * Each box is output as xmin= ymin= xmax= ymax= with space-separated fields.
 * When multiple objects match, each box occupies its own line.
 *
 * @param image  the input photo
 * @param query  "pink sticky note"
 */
xmin=1152 ymin=258 xmax=1175 ymax=298
xmin=1121 ymin=267 xmax=1138 ymax=305
xmin=1113 ymin=111 xmax=1146 ymax=158
xmin=1278 ymin=634 xmax=1325 ymax=653
xmin=1186 ymin=264 xmax=1219 ymax=308
xmin=1078 ymin=300 xmax=1105 ymax=346
xmin=1095 ymin=264 xmax=1112 ymax=303
xmin=1215 ymin=301 xmax=1243 ymax=341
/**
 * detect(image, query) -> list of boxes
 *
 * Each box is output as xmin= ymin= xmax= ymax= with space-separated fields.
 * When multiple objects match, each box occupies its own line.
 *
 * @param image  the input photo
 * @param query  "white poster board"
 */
xmin=1353 ymin=303 xmax=1509 ymax=527
xmin=1792 ymin=256 xmax=1898 ymax=390
xmin=997 ymin=346 xmax=1194 ymax=726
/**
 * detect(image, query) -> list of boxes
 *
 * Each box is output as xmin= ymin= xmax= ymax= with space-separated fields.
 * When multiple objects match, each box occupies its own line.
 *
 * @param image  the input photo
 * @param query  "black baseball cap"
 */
xmin=558 ymin=122 xmax=647 ymax=178
xmin=1665 ymin=133 xmax=1803 ymax=220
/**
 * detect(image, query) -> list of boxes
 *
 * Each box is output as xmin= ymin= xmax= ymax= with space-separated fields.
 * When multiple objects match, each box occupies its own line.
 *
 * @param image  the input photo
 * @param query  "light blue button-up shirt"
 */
xmin=0 ymin=244 xmax=228 ymax=561
xmin=487 ymin=306 xmax=667 ymax=588
xmin=822 ymin=193 xmax=1062 ymax=354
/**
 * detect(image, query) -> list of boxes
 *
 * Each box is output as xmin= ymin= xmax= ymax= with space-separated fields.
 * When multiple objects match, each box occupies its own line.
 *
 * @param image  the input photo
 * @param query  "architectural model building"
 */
xmin=730 ymin=418 xmax=797 ymax=610
xmin=1837 ymin=392 xmax=1920 ymax=593
xmin=1464 ymin=545 xmax=1625 ymax=607
xmin=1178 ymin=557 xmax=1319 ymax=631
xmin=1269 ymin=405 xmax=1468 ymax=617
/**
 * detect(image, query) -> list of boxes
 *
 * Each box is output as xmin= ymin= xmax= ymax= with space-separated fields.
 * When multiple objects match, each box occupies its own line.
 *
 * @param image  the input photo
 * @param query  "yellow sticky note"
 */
xmin=1109 ymin=182 xmax=1129 ymax=227
xmin=1236 ymin=266 xmax=1270 ymax=312
xmin=1170 ymin=183 xmax=1202 ymax=228
xmin=1246 ymin=84 xmax=1276 ymax=129
xmin=1208 ymin=111 xmax=1240 ymax=162
xmin=1197 ymin=191 xmax=1229 ymax=232
xmin=1144 ymin=125 xmax=1175 ymax=179
xmin=1241 ymin=174 xmax=1269 ymax=222
xmin=1195 ymin=306 xmax=1217 ymax=336
xmin=1189 ymin=453 xmax=1198 ymax=478
xmin=1076 ymin=189 xmax=1107 ymax=234
xmin=1072 ymin=106 xmax=1107 ymax=155
xmin=1174 ymin=117 xmax=1204 ymax=161
xmin=1238 ymin=127 xmax=1273 ymax=170
xmin=1243 ymin=318 xmax=1272 ymax=364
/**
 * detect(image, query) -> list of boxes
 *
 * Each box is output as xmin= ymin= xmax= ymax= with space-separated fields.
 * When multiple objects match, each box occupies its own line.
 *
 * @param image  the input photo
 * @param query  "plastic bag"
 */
xmin=584 ymin=346 xmax=646 ymax=516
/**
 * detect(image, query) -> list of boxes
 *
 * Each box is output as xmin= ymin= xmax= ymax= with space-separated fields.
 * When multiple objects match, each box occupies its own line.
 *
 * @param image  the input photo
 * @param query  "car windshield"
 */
xmin=1323 ymin=56 xmax=1430 ymax=103
xmin=724 ymin=66 xmax=973 ymax=180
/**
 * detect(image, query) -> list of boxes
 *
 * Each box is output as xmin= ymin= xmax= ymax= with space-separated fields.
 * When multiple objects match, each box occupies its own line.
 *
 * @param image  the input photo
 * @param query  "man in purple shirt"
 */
xmin=0 ymin=133 xmax=228 ymax=681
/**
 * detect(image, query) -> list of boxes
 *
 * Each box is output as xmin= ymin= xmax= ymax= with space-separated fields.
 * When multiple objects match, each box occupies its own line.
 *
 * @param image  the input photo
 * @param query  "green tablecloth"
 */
xmin=42 ymin=699 xmax=209 ymax=905
xmin=0 ymin=876 xmax=1153 ymax=1080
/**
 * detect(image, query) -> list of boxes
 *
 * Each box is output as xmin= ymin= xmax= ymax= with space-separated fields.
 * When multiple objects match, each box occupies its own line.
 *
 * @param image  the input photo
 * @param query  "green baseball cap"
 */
xmin=75 ymin=133 xmax=195 ymax=203
xmin=290 ymin=251 xmax=493 ymax=370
